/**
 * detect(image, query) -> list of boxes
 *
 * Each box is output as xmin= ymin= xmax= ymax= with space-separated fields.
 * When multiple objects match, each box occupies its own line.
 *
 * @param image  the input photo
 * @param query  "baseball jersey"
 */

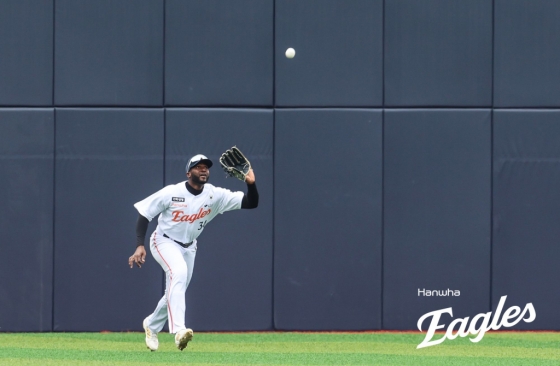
xmin=134 ymin=182 xmax=244 ymax=244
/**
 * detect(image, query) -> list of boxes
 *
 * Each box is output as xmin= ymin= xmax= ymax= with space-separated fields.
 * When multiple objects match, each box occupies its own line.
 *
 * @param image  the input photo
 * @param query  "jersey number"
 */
xmin=198 ymin=220 xmax=207 ymax=230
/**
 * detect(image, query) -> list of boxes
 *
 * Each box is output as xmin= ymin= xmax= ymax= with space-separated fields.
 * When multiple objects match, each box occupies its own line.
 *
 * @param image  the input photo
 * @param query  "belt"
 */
xmin=163 ymin=233 xmax=193 ymax=248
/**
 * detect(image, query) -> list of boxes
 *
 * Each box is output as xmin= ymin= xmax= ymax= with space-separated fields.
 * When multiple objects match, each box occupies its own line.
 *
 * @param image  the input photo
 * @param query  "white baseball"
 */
xmin=285 ymin=48 xmax=296 ymax=59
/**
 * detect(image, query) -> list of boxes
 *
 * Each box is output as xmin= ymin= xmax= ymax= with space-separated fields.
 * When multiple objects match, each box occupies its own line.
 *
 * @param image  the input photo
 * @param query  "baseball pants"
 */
xmin=144 ymin=230 xmax=197 ymax=334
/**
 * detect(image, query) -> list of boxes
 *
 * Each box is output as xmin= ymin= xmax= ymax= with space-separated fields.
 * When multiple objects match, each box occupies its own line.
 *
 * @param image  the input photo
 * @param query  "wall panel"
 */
xmin=0 ymin=0 xmax=53 ymax=106
xmin=165 ymin=0 xmax=273 ymax=106
xmin=165 ymin=108 xmax=273 ymax=330
xmin=275 ymin=0 xmax=382 ymax=107
xmin=55 ymin=0 xmax=163 ymax=106
xmin=54 ymin=109 xmax=164 ymax=331
xmin=494 ymin=0 xmax=560 ymax=107
xmin=385 ymin=0 xmax=492 ymax=107
xmin=493 ymin=110 xmax=560 ymax=329
xmin=274 ymin=109 xmax=382 ymax=330
xmin=0 ymin=109 xmax=54 ymax=331
xmin=383 ymin=109 xmax=491 ymax=329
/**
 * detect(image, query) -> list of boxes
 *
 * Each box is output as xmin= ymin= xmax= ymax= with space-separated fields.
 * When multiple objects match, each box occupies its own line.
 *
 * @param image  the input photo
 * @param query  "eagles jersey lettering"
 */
xmin=134 ymin=182 xmax=243 ymax=244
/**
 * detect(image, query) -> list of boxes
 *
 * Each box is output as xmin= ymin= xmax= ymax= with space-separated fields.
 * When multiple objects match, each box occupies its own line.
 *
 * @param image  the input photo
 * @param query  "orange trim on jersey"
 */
xmin=153 ymin=232 xmax=175 ymax=333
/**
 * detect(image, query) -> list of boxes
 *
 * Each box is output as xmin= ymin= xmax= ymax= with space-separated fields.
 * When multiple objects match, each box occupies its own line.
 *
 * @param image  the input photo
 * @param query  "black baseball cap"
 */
xmin=186 ymin=154 xmax=213 ymax=172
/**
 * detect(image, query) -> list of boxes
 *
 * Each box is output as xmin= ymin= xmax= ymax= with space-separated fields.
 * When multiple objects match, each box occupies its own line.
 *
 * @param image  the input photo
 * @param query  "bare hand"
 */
xmin=245 ymin=169 xmax=256 ymax=184
xmin=129 ymin=246 xmax=146 ymax=268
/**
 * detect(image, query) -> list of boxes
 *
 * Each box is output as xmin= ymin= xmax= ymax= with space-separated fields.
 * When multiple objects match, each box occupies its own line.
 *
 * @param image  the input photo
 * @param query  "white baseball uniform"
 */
xmin=134 ymin=181 xmax=243 ymax=334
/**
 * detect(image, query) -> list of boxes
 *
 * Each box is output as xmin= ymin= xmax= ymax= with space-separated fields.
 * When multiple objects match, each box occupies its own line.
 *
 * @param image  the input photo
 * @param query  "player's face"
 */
xmin=189 ymin=163 xmax=210 ymax=184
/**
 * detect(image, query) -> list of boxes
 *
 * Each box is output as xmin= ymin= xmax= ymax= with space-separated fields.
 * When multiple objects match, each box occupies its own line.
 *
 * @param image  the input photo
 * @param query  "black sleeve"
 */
xmin=136 ymin=214 xmax=149 ymax=246
xmin=241 ymin=182 xmax=259 ymax=209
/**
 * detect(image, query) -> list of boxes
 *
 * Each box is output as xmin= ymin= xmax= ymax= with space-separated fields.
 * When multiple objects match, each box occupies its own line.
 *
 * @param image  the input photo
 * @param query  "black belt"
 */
xmin=163 ymin=234 xmax=193 ymax=248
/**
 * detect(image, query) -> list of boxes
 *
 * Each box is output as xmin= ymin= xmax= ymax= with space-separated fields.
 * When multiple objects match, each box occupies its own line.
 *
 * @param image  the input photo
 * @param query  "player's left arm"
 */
xmin=216 ymin=168 xmax=258 ymax=212
xmin=241 ymin=169 xmax=258 ymax=209
xmin=244 ymin=168 xmax=255 ymax=185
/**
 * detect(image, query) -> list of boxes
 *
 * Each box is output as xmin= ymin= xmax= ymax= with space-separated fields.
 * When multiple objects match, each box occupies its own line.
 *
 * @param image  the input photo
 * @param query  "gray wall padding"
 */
xmin=0 ymin=109 xmax=54 ymax=331
xmin=54 ymin=109 xmax=164 ymax=331
xmin=2 ymin=0 xmax=560 ymax=332
xmin=54 ymin=0 xmax=163 ymax=106
xmin=493 ymin=110 xmax=560 ymax=329
xmin=274 ymin=109 xmax=382 ymax=330
xmin=165 ymin=109 xmax=273 ymax=330
xmin=165 ymin=0 xmax=273 ymax=107
xmin=0 ymin=0 xmax=53 ymax=106
xmin=494 ymin=0 xmax=560 ymax=107
xmin=275 ymin=0 xmax=383 ymax=107
xmin=384 ymin=0 xmax=492 ymax=107
xmin=383 ymin=109 xmax=491 ymax=330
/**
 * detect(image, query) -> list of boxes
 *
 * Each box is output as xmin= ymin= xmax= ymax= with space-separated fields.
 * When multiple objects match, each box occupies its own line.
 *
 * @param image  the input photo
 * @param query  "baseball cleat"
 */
xmin=143 ymin=318 xmax=159 ymax=351
xmin=175 ymin=328 xmax=194 ymax=351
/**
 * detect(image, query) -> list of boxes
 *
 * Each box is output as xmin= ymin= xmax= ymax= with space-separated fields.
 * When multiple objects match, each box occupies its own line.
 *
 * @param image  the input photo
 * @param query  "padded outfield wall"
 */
xmin=0 ymin=0 xmax=559 ymax=332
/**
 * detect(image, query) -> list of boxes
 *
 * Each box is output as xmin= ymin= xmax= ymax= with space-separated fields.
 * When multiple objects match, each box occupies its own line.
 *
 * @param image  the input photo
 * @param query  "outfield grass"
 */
xmin=0 ymin=331 xmax=558 ymax=365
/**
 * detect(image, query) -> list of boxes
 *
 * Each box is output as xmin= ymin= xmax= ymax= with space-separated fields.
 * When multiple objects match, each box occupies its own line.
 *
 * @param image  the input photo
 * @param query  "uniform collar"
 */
xmin=185 ymin=181 xmax=204 ymax=196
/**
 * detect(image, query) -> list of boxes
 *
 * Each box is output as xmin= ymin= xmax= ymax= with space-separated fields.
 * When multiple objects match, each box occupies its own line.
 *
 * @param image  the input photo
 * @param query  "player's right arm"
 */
xmin=133 ymin=185 xmax=174 ymax=222
xmin=129 ymin=244 xmax=146 ymax=268
xmin=129 ymin=214 xmax=150 ymax=268
xmin=129 ymin=186 xmax=173 ymax=269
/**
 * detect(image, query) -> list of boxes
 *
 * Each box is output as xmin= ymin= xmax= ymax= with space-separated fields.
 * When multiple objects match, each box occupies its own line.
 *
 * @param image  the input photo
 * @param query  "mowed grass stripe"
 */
xmin=0 ymin=360 xmax=141 ymax=366
xmin=0 ymin=348 xmax=398 ymax=364
xmin=5 ymin=340 xmax=559 ymax=360
xmin=1 ymin=348 xmax=560 ymax=366
xmin=2 ymin=332 xmax=559 ymax=345
xmin=0 ymin=360 xmax=303 ymax=366
xmin=0 ymin=332 xmax=558 ymax=365
xmin=1 ymin=334 xmax=559 ymax=359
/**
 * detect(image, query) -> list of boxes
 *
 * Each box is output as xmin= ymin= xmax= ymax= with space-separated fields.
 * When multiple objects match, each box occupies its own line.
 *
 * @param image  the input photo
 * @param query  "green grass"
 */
xmin=0 ymin=331 xmax=558 ymax=365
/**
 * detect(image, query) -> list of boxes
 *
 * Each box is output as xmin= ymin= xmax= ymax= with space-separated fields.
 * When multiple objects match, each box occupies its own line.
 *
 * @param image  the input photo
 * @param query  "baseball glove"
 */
xmin=219 ymin=146 xmax=251 ymax=181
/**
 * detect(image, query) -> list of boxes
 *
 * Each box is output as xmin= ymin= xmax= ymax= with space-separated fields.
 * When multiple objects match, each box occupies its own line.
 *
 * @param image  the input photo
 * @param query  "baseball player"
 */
xmin=128 ymin=153 xmax=258 ymax=351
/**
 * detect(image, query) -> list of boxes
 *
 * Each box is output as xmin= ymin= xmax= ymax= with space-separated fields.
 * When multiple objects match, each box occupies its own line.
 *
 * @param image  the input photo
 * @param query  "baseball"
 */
xmin=285 ymin=48 xmax=296 ymax=59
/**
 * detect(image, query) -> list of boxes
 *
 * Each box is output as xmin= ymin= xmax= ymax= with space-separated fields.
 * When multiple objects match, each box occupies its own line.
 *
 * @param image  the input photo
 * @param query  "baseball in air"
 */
xmin=285 ymin=48 xmax=296 ymax=59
